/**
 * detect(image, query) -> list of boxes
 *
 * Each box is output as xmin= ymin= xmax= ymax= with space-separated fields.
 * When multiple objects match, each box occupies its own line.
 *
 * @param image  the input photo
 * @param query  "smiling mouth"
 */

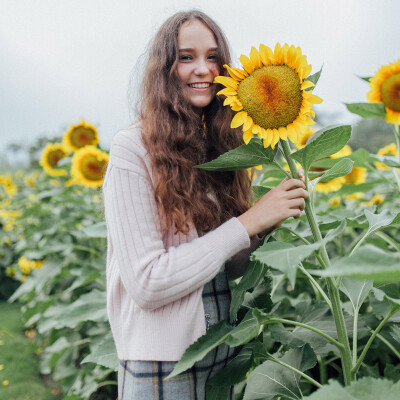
xmin=188 ymin=83 xmax=211 ymax=89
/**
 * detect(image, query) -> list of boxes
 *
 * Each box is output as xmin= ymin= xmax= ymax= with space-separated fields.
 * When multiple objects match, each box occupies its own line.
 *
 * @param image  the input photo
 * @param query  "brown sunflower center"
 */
xmin=381 ymin=72 xmax=400 ymax=112
xmin=47 ymin=150 xmax=65 ymax=167
xmin=237 ymin=65 xmax=302 ymax=130
xmin=71 ymin=127 xmax=96 ymax=148
xmin=81 ymin=155 xmax=106 ymax=181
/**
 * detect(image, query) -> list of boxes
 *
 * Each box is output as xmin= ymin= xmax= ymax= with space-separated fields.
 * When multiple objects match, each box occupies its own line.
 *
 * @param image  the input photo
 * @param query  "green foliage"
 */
xmin=345 ymin=103 xmax=387 ymax=120
xmin=195 ymin=139 xmax=277 ymax=171
xmin=302 ymin=377 xmax=400 ymax=400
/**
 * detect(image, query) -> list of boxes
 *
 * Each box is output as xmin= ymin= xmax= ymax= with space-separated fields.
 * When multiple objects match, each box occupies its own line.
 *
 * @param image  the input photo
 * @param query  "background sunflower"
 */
xmin=39 ymin=143 xmax=67 ymax=177
xmin=62 ymin=120 xmax=99 ymax=153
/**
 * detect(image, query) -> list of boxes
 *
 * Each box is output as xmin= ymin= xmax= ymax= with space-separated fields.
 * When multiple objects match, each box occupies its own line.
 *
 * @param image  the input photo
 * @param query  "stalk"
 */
xmin=352 ymin=309 xmax=359 ymax=366
xmin=391 ymin=124 xmax=400 ymax=191
xmin=352 ymin=306 xmax=397 ymax=378
xmin=279 ymin=139 xmax=353 ymax=385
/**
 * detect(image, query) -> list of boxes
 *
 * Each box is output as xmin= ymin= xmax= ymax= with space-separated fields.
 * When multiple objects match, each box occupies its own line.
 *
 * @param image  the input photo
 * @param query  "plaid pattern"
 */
xmin=118 ymin=271 xmax=234 ymax=400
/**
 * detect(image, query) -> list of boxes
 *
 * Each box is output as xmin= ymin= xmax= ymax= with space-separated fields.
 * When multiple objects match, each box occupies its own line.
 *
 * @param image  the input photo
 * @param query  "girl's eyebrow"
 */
xmin=178 ymin=47 xmax=218 ymax=52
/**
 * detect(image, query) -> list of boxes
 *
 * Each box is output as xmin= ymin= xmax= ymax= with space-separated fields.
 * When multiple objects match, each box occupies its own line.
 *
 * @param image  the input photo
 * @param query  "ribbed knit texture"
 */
xmin=102 ymin=126 xmax=251 ymax=361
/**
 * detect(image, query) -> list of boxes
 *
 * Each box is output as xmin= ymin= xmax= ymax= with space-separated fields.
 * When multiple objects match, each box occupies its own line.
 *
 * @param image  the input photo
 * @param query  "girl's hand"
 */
xmin=238 ymin=178 xmax=308 ymax=237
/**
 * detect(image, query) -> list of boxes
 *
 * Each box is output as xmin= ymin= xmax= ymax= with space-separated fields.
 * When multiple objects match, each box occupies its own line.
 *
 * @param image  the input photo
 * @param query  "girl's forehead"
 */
xmin=177 ymin=19 xmax=217 ymax=49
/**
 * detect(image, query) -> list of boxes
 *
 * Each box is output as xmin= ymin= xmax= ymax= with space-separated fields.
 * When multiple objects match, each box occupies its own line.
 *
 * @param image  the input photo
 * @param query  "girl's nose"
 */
xmin=194 ymin=58 xmax=210 ymax=75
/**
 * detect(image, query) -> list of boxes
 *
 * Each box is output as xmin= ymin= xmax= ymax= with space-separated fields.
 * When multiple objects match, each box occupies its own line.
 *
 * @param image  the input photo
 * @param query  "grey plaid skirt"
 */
xmin=118 ymin=271 xmax=234 ymax=400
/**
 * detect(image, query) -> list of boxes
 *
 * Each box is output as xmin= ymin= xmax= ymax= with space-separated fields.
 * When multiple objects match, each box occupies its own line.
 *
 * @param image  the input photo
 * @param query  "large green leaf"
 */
xmin=312 ymin=245 xmax=400 ymax=283
xmin=252 ymin=221 xmax=345 ymax=287
xmin=226 ymin=310 xmax=260 ymax=347
xmin=345 ymin=102 xmax=387 ymax=119
xmin=291 ymin=125 xmax=351 ymax=172
xmin=81 ymin=221 xmax=107 ymax=238
xmin=206 ymin=345 xmax=253 ymax=399
xmin=195 ymin=140 xmax=276 ymax=171
xmin=302 ymin=377 xmax=400 ymax=400
xmin=244 ymin=345 xmax=317 ymax=400
xmin=351 ymin=209 xmax=400 ymax=252
xmin=38 ymin=289 xmax=107 ymax=333
xmin=340 ymin=279 xmax=373 ymax=313
xmin=168 ymin=320 xmax=232 ymax=378
xmin=81 ymin=331 xmax=119 ymax=370
xmin=251 ymin=185 xmax=271 ymax=202
xmin=316 ymin=158 xmax=354 ymax=183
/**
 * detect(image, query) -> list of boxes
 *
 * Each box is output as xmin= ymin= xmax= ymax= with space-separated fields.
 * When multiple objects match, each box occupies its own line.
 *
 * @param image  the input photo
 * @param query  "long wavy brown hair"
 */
xmin=137 ymin=10 xmax=252 ymax=234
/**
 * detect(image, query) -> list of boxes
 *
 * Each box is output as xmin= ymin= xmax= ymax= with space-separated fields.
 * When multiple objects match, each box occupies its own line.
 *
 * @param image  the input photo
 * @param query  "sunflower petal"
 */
xmin=278 ymin=126 xmax=287 ymax=141
xmin=231 ymin=105 xmax=244 ymax=111
xmin=223 ymin=97 xmax=235 ymax=106
xmin=239 ymin=54 xmax=255 ymax=74
xmin=309 ymin=94 xmax=323 ymax=104
xmin=243 ymin=115 xmax=253 ymax=131
xmin=249 ymin=46 xmax=262 ymax=69
xmin=223 ymin=64 xmax=247 ymax=80
xmin=231 ymin=111 xmax=248 ymax=128
xmin=259 ymin=44 xmax=274 ymax=66
xmin=214 ymin=76 xmax=239 ymax=89
xmin=243 ymin=129 xmax=253 ymax=144
xmin=287 ymin=124 xmax=298 ymax=143
xmin=301 ymin=80 xmax=315 ymax=90
xmin=263 ymin=133 xmax=272 ymax=148
xmin=217 ymin=88 xmax=237 ymax=96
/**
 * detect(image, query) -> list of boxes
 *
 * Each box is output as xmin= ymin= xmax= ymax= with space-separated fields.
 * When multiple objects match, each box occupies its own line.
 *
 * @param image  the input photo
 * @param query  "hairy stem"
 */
xmin=352 ymin=306 xmax=398 ymax=378
xmin=280 ymin=139 xmax=353 ymax=385
xmin=374 ymin=231 xmax=400 ymax=252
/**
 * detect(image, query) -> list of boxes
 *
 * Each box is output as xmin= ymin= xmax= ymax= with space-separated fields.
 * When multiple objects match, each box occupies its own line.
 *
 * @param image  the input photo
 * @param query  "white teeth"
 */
xmin=189 ymin=83 xmax=210 ymax=88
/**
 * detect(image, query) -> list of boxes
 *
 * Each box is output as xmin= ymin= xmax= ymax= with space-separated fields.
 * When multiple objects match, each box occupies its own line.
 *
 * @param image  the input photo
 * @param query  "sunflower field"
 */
xmin=1 ymin=46 xmax=400 ymax=400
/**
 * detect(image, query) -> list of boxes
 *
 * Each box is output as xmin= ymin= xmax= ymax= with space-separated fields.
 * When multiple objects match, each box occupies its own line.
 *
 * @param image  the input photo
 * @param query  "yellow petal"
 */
xmin=287 ymin=124 xmax=298 ymax=143
xmin=271 ymin=129 xmax=280 ymax=148
xmin=249 ymin=46 xmax=262 ymax=69
xmin=239 ymin=54 xmax=255 ymax=74
xmin=243 ymin=115 xmax=253 ymax=131
xmin=223 ymin=97 xmax=235 ymax=106
xmin=231 ymin=104 xmax=244 ymax=111
xmin=310 ymin=94 xmax=323 ymax=104
xmin=301 ymin=80 xmax=315 ymax=90
xmin=274 ymin=43 xmax=283 ymax=64
xmin=263 ymin=134 xmax=272 ymax=148
xmin=223 ymin=64 xmax=247 ymax=80
xmin=278 ymin=126 xmax=287 ymax=141
xmin=301 ymin=64 xmax=312 ymax=80
xmin=231 ymin=111 xmax=248 ymax=128
xmin=243 ymin=129 xmax=253 ymax=144
xmin=217 ymin=88 xmax=237 ymax=96
xmin=259 ymin=44 xmax=274 ymax=66
xmin=214 ymin=76 xmax=239 ymax=89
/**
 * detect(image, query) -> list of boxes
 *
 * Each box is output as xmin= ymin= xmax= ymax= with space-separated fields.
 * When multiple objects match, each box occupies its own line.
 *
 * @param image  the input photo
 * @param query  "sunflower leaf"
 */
xmin=357 ymin=75 xmax=372 ymax=83
xmin=302 ymin=377 xmax=400 ymax=400
xmin=310 ymin=244 xmax=400 ymax=283
xmin=316 ymin=158 xmax=354 ymax=183
xmin=251 ymin=185 xmax=271 ymax=202
xmin=305 ymin=66 xmax=323 ymax=91
xmin=195 ymin=140 xmax=277 ymax=171
xmin=290 ymin=125 xmax=352 ymax=173
xmin=344 ymin=102 xmax=387 ymax=119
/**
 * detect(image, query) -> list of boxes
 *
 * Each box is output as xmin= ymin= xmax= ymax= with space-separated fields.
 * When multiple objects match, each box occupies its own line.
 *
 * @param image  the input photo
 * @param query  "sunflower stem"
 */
xmin=279 ymin=138 xmax=353 ymax=386
xmin=391 ymin=124 xmax=400 ymax=191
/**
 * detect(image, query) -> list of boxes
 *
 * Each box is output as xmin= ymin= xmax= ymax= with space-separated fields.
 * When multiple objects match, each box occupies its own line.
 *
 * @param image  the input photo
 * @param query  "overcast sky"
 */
xmin=1 ymin=0 xmax=399 ymax=153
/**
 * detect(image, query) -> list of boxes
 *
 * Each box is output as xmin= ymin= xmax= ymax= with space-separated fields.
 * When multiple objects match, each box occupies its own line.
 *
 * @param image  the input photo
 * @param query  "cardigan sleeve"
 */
xmin=102 ymin=130 xmax=251 ymax=310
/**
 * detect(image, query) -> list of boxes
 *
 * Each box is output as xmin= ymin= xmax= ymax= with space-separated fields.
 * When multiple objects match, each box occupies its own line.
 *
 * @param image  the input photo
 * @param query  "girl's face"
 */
xmin=176 ymin=19 xmax=220 ymax=113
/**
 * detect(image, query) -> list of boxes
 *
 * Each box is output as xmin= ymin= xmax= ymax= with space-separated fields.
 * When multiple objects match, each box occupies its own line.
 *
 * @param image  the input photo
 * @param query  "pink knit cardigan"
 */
xmin=102 ymin=126 xmax=253 ymax=361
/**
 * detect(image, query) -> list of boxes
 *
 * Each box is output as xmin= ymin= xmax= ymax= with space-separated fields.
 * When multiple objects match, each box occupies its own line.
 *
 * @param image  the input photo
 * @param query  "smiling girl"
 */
xmin=102 ymin=10 xmax=308 ymax=400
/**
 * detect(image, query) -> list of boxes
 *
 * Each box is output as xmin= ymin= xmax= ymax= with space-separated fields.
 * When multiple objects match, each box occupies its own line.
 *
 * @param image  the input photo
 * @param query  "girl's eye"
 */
xmin=208 ymin=54 xmax=218 ymax=60
xmin=179 ymin=55 xmax=192 ymax=61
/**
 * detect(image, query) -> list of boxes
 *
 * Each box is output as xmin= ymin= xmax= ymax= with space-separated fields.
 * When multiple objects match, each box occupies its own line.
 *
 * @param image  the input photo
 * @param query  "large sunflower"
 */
xmin=214 ymin=43 xmax=322 ymax=148
xmin=367 ymin=60 xmax=400 ymax=124
xmin=71 ymin=146 xmax=108 ymax=188
xmin=62 ymin=120 xmax=99 ymax=153
xmin=39 ymin=143 xmax=67 ymax=177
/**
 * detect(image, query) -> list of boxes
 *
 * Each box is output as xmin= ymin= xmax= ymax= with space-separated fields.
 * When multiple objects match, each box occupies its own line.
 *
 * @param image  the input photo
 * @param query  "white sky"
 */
xmin=0 ymin=0 xmax=399 ymax=152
